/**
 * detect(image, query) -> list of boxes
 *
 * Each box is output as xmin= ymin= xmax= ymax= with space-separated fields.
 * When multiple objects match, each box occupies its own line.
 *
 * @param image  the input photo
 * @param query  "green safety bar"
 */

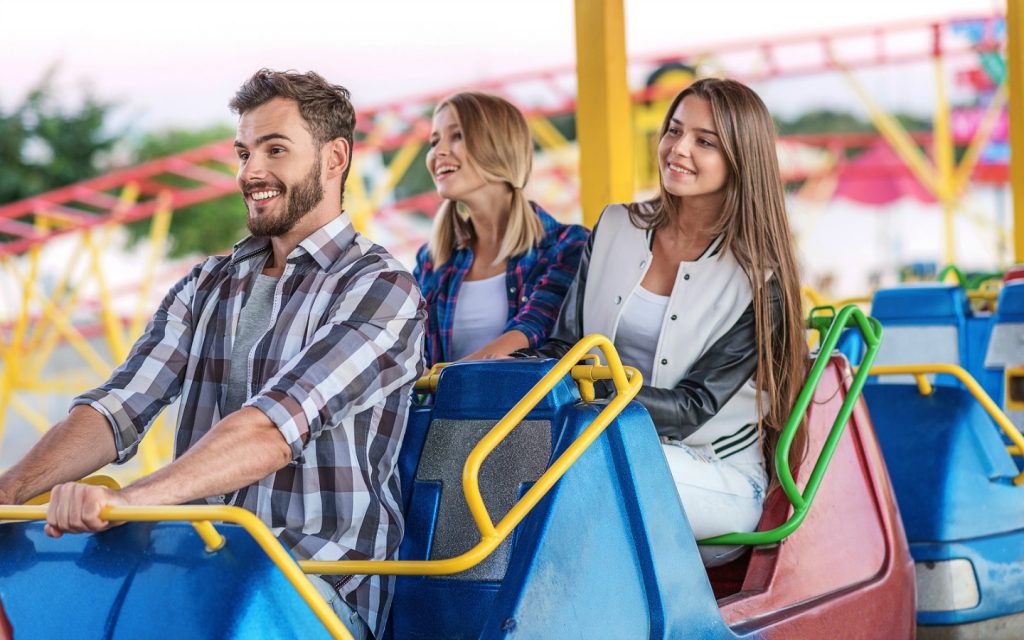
xmin=936 ymin=264 xmax=1002 ymax=290
xmin=699 ymin=304 xmax=883 ymax=546
xmin=937 ymin=264 xmax=968 ymax=286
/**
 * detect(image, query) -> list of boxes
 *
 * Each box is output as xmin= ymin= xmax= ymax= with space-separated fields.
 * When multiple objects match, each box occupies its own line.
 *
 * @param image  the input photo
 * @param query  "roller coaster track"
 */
xmin=0 ymin=13 xmax=1007 ymax=480
xmin=0 ymin=13 xmax=1005 ymax=258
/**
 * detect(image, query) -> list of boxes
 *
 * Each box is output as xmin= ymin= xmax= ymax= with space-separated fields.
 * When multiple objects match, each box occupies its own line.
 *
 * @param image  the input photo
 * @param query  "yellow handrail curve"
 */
xmin=303 ymin=334 xmax=642 ymax=576
xmin=412 ymin=362 xmax=446 ymax=392
xmin=0 ymin=336 xmax=640 ymax=638
xmin=25 ymin=474 xmax=122 ymax=505
xmin=0 ymin=504 xmax=352 ymax=640
xmin=869 ymin=363 xmax=1024 ymax=485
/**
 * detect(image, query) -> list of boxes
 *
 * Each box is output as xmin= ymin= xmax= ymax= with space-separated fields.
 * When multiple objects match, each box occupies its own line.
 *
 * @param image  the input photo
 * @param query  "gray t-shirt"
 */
xmin=224 ymin=274 xmax=279 ymax=415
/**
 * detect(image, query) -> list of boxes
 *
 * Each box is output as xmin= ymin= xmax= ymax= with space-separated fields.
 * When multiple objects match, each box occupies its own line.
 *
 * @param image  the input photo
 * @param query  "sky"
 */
xmin=0 ymin=0 xmax=1006 ymax=134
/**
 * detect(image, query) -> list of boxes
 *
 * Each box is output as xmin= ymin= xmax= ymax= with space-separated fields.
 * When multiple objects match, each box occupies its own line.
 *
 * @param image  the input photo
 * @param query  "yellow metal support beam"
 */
xmin=528 ymin=116 xmax=570 ymax=152
xmin=1010 ymin=0 xmax=1024 ymax=262
xmin=933 ymin=38 xmax=957 ymax=264
xmin=838 ymin=66 xmax=940 ymax=197
xmin=574 ymin=0 xmax=634 ymax=227
xmin=132 ymin=193 xmax=173 ymax=340
xmin=954 ymin=82 xmax=1008 ymax=194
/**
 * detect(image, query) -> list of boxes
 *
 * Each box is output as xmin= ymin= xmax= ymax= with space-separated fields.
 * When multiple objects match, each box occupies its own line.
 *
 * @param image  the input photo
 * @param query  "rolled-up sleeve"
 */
xmin=71 ymin=266 xmax=198 ymax=463
xmin=506 ymin=224 xmax=588 ymax=347
xmin=248 ymin=270 xmax=425 ymax=461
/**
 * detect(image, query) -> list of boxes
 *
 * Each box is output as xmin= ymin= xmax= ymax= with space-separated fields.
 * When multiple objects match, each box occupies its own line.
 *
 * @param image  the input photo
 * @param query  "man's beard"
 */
xmin=245 ymin=155 xmax=324 ymax=238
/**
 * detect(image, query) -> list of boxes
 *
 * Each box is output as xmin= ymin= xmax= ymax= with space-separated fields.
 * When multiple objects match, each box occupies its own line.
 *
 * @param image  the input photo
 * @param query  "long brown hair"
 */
xmin=427 ymin=92 xmax=544 ymax=265
xmin=630 ymin=78 xmax=807 ymax=447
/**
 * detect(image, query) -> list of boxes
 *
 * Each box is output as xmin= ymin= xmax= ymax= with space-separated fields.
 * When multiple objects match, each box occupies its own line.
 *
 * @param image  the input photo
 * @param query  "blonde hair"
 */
xmin=629 ymin=78 xmax=808 ymax=458
xmin=427 ymin=92 xmax=544 ymax=265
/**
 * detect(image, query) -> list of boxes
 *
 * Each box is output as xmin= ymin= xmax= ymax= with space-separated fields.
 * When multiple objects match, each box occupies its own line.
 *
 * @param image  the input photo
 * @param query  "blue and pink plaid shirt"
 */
xmin=414 ymin=205 xmax=588 ymax=366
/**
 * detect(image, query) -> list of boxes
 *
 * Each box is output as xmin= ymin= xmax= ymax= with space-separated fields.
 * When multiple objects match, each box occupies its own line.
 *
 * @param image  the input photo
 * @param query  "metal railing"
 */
xmin=304 ymin=333 xmax=641 ymax=576
xmin=701 ymin=304 xmax=883 ymax=545
xmin=0 ymin=503 xmax=352 ymax=639
xmin=0 ymin=335 xmax=642 ymax=639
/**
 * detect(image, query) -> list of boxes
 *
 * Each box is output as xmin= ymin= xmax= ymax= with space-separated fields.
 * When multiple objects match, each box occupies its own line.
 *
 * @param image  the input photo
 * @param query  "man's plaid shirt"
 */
xmin=73 ymin=213 xmax=425 ymax=637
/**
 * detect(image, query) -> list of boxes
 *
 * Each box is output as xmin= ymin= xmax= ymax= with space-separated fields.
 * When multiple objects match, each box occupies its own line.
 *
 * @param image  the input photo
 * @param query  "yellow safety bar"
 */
xmin=0 ymin=503 xmax=352 ymax=640
xmin=412 ymin=362 xmax=447 ymax=393
xmin=869 ymin=363 xmax=1024 ymax=485
xmin=24 ymin=474 xmax=122 ymax=506
xmin=801 ymin=285 xmax=826 ymax=309
xmin=0 ymin=337 xmax=640 ymax=639
xmin=966 ymin=290 xmax=1001 ymax=306
xmin=304 ymin=334 xmax=642 ymax=576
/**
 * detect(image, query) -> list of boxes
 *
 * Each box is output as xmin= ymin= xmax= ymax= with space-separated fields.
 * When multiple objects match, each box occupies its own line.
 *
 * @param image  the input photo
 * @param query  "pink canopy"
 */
xmin=832 ymin=143 xmax=936 ymax=206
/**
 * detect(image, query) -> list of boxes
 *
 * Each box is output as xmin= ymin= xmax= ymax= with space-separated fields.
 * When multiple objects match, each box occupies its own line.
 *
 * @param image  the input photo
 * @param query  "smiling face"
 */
xmin=425 ymin=105 xmax=490 ymax=202
xmin=234 ymin=97 xmax=325 ymax=237
xmin=657 ymin=95 xmax=729 ymax=203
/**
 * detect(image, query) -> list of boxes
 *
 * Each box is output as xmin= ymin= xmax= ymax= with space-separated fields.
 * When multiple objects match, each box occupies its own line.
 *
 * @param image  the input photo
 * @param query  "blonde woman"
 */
xmin=415 ymin=92 xmax=588 ymax=366
xmin=526 ymin=79 xmax=808 ymax=566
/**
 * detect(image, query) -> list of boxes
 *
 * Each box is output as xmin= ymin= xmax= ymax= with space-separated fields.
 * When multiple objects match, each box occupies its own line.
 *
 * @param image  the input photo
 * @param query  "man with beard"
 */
xmin=0 ymin=70 xmax=425 ymax=640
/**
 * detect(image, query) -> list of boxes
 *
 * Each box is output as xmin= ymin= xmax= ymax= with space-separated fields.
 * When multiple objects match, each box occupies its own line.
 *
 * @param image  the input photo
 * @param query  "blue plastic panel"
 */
xmin=997 ymin=283 xmax=1024 ymax=322
xmin=0 ymin=522 xmax=330 ymax=639
xmin=871 ymin=285 xmax=968 ymax=324
xmin=865 ymin=384 xmax=1023 ymax=542
xmin=864 ymin=383 xmax=1024 ymax=625
xmin=913 ymin=534 xmax=1024 ymax=626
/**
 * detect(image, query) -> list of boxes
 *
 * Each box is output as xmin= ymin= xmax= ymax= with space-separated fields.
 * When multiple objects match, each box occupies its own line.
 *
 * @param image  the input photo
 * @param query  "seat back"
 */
xmin=870 ymin=284 xmax=968 ymax=386
xmin=390 ymin=360 xmax=574 ymax=639
xmin=985 ymin=283 xmax=1024 ymax=428
xmin=390 ymin=357 xmax=913 ymax=639
xmin=716 ymin=356 xmax=915 ymax=637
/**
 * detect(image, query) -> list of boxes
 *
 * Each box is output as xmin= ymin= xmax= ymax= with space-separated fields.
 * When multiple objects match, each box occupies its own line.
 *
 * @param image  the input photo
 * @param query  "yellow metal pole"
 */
xmin=954 ymin=82 xmax=1008 ymax=193
xmin=344 ymin=155 xmax=372 ymax=235
xmin=838 ymin=66 xmax=940 ymax=197
xmin=528 ymin=116 xmax=570 ymax=152
xmin=84 ymin=228 xmax=128 ymax=361
xmin=131 ymin=193 xmax=173 ymax=340
xmin=932 ymin=26 xmax=957 ymax=265
xmin=1010 ymin=0 xmax=1024 ymax=262
xmin=0 ymin=242 xmax=43 ymax=446
xmin=574 ymin=0 xmax=634 ymax=227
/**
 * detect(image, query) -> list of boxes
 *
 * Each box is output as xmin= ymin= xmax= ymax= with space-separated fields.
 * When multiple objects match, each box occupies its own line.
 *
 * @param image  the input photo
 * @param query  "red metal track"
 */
xmin=0 ymin=13 xmax=1004 ymax=257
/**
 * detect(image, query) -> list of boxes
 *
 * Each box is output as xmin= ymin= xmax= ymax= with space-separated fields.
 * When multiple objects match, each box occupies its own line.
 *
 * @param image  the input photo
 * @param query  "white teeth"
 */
xmin=669 ymin=164 xmax=695 ymax=175
xmin=251 ymin=190 xmax=280 ymax=201
xmin=436 ymin=166 xmax=458 ymax=175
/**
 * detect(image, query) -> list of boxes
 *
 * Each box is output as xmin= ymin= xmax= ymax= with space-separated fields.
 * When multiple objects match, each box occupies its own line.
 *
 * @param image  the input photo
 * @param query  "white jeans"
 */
xmin=661 ymin=440 xmax=768 ymax=567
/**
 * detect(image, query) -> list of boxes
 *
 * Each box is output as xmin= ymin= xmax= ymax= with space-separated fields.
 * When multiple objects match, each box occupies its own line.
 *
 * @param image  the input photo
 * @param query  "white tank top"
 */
xmin=614 ymin=285 xmax=670 ymax=383
xmin=450 ymin=273 xmax=508 ymax=361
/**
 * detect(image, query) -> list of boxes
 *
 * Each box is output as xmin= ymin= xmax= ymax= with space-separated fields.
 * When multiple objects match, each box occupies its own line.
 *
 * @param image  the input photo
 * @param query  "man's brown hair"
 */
xmin=230 ymin=69 xmax=356 ymax=186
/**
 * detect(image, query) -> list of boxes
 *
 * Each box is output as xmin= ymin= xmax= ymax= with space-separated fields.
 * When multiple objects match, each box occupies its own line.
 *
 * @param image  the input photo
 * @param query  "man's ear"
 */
xmin=325 ymin=138 xmax=350 ymax=180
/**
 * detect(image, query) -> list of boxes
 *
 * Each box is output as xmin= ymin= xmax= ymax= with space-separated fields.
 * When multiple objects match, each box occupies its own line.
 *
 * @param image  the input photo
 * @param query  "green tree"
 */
xmin=776 ymin=109 xmax=932 ymax=136
xmin=0 ymin=70 xmax=119 ymax=205
xmin=127 ymin=124 xmax=246 ymax=257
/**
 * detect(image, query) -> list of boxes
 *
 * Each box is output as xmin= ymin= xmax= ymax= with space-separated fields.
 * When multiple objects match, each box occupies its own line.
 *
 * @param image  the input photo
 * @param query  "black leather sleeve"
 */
xmin=639 ymin=276 xmax=784 ymax=440
xmin=514 ymin=216 xmax=596 ymax=359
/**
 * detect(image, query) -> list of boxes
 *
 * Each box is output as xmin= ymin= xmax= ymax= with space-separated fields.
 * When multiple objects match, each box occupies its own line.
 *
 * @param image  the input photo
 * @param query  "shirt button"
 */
xmin=661 ymin=358 xmax=668 ymax=365
xmin=520 ymin=296 xmax=527 ymax=302
xmin=640 ymin=260 xmax=646 ymax=269
xmin=670 ymin=314 xmax=678 ymax=321
xmin=684 ymin=274 xmax=690 ymax=281
xmin=508 ymin=286 xmax=516 ymax=293
xmin=614 ymin=295 xmax=622 ymax=305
